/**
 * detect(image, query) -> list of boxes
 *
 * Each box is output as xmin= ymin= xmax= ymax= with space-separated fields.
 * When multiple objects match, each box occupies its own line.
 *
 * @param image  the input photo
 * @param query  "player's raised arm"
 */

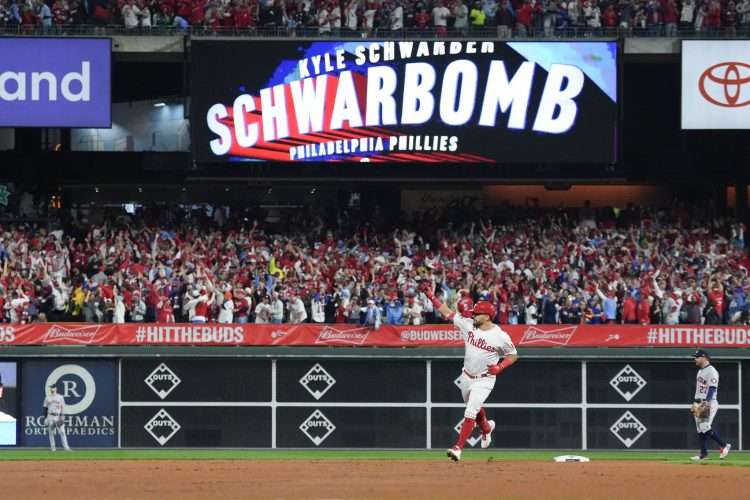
xmin=421 ymin=281 xmax=454 ymax=320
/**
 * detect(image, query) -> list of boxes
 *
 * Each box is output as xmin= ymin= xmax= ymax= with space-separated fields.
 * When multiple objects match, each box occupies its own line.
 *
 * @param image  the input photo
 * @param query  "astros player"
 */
xmin=691 ymin=349 xmax=730 ymax=460
xmin=423 ymin=284 xmax=518 ymax=461
xmin=43 ymin=384 xmax=71 ymax=452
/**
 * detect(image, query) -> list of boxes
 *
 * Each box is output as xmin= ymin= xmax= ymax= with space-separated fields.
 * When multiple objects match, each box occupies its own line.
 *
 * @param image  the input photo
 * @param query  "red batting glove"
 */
xmin=487 ymin=358 xmax=513 ymax=376
xmin=486 ymin=364 xmax=502 ymax=375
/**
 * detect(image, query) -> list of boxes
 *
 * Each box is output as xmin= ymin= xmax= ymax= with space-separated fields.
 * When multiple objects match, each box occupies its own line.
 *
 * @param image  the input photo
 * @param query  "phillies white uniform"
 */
xmin=694 ymin=364 xmax=720 ymax=433
xmin=43 ymin=392 xmax=71 ymax=451
xmin=453 ymin=315 xmax=517 ymax=419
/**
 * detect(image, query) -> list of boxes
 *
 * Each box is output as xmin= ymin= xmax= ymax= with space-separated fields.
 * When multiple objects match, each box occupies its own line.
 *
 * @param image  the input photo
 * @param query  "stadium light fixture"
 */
xmin=153 ymin=102 xmax=166 ymax=108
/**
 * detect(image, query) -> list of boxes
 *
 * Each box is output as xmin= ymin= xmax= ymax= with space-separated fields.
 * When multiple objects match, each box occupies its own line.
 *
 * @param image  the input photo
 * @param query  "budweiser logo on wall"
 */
xmin=42 ymin=324 xmax=102 ymax=344
xmin=314 ymin=326 xmax=370 ymax=345
xmin=399 ymin=329 xmax=462 ymax=342
xmin=519 ymin=326 xmax=576 ymax=346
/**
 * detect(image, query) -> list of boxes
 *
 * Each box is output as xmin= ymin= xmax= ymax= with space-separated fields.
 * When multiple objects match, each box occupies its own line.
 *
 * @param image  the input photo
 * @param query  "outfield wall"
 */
xmin=1 ymin=348 xmax=747 ymax=451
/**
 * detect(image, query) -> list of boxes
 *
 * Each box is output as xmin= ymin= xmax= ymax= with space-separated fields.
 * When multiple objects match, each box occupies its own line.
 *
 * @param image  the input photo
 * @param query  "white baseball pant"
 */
xmin=46 ymin=415 xmax=71 ymax=451
xmin=456 ymin=372 xmax=496 ymax=419
xmin=694 ymin=400 xmax=719 ymax=433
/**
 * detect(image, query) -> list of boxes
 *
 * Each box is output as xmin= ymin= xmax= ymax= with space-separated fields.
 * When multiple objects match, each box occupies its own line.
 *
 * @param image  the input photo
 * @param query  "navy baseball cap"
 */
xmin=693 ymin=349 xmax=710 ymax=359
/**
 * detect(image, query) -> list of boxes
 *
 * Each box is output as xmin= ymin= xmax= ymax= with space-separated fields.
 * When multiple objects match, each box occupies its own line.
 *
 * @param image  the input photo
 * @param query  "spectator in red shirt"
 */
xmin=414 ymin=6 xmax=430 ymax=29
xmin=175 ymin=0 xmax=192 ymax=19
xmin=622 ymin=293 xmax=638 ymax=324
xmin=91 ymin=0 xmax=113 ymax=30
xmin=705 ymin=0 xmax=722 ymax=34
xmin=52 ymin=0 xmax=70 ymax=25
xmin=707 ymin=282 xmax=725 ymax=324
xmin=188 ymin=0 xmax=204 ymax=25
xmin=662 ymin=0 xmax=678 ymax=36
xmin=638 ymin=295 xmax=652 ymax=325
xmin=156 ymin=296 xmax=174 ymax=323
xmin=205 ymin=4 xmax=223 ymax=30
xmin=20 ymin=2 xmax=37 ymax=32
xmin=233 ymin=0 xmax=254 ymax=30
xmin=602 ymin=4 xmax=618 ymax=27
xmin=516 ymin=0 xmax=533 ymax=35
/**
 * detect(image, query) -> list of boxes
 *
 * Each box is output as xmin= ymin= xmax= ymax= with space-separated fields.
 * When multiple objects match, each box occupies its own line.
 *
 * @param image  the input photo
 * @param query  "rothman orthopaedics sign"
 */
xmin=191 ymin=40 xmax=617 ymax=163
xmin=0 ymin=38 xmax=111 ymax=128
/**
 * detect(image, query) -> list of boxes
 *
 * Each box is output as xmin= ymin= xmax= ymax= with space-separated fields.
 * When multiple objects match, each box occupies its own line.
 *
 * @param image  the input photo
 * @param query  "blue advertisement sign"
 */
xmin=0 ymin=37 xmax=111 ymax=127
xmin=22 ymin=360 xmax=116 ymax=447
xmin=0 ymin=362 xmax=18 ymax=446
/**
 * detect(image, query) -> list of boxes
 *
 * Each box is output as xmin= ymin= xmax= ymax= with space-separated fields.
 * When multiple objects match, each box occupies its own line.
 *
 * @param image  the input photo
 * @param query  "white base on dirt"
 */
xmin=553 ymin=455 xmax=591 ymax=463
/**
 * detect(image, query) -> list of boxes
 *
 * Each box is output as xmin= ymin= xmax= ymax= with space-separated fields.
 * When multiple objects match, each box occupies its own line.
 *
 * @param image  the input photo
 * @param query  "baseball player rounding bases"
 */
xmin=43 ymin=384 xmax=71 ymax=452
xmin=690 ymin=349 xmax=730 ymax=461
xmin=423 ymin=284 xmax=518 ymax=462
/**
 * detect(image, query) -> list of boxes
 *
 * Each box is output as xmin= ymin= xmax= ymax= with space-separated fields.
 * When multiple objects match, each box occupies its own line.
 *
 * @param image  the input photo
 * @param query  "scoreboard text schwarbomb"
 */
xmin=192 ymin=40 xmax=617 ymax=163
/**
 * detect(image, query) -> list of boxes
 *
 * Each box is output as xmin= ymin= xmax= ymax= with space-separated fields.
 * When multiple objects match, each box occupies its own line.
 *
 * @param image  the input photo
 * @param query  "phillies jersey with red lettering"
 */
xmin=453 ymin=315 xmax=517 ymax=376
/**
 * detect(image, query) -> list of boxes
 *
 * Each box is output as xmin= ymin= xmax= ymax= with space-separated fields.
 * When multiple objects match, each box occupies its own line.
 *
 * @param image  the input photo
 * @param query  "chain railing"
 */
xmin=0 ymin=23 xmax=747 ymax=39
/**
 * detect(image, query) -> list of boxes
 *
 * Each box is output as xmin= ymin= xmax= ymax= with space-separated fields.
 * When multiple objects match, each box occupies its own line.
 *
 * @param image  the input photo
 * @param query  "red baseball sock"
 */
xmin=454 ymin=417 xmax=476 ymax=449
xmin=476 ymin=408 xmax=491 ymax=434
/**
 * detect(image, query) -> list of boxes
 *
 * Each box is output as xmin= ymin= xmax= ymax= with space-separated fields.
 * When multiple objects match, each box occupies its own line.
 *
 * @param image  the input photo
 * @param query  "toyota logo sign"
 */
xmin=681 ymin=40 xmax=750 ymax=130
xmin=698 ymin=62 xmax=750 ymax=108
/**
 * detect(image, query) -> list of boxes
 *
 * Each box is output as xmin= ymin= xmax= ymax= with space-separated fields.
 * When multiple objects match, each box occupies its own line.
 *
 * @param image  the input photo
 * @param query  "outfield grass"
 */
xmin=0 ymin=449 xmax=747 ymax=465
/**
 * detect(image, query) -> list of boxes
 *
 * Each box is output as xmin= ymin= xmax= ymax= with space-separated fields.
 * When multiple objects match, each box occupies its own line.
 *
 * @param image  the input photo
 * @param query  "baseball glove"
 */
xmin=690 ymin=401 xmax=710 ymax=419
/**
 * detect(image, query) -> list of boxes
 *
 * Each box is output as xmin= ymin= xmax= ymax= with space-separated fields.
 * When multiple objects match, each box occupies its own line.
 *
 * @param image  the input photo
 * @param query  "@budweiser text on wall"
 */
xmin=681 ymin=40 xmax=750 ymax=130
xmin=191 ymin=40 xmax=617 ymax=163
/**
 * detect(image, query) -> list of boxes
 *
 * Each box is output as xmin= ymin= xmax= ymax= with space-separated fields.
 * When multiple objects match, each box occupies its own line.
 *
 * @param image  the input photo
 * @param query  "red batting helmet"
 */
xmin=472 ymin=300 xmax=496 ymax=319
xmin=457 ymin=296 xmax=475 ymax=318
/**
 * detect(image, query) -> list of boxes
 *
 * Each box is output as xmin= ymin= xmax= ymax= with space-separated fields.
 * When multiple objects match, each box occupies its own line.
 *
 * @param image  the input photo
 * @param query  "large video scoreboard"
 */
xmin=191 ymin=40 xmax=618 ymax=164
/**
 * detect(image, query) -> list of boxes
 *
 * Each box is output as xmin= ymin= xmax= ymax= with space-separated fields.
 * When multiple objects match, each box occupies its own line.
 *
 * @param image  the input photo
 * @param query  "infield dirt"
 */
xmin=2 ymin=459 xmax=749 ymax=499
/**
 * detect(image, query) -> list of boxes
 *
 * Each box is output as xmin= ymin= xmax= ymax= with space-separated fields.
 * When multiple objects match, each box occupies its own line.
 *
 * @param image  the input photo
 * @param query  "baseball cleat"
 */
xmin=720 ymin=443 xmax=731 ymax=459
xmin=480 ymin=420 xmax=496 ymax=449
xmin=690 ymin=455 xmax=708 ymax=461
xmin=446 ymin=446 xmax=462 ymax=462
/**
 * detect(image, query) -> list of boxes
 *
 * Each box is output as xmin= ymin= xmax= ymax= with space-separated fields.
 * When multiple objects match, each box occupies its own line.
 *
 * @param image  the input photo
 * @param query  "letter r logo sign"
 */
xmin=62 ymin=380 xmax=81 ymax=398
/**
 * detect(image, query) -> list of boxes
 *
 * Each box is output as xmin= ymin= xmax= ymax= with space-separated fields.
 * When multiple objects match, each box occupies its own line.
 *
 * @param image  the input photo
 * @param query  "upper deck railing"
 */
xmin=0 ymin=24 xmax=745 ymax=39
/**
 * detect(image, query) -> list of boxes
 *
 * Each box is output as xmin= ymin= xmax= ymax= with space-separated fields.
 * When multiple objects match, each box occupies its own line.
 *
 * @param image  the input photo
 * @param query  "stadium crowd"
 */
xmin=0 ymin=0 xmax=748 ymax=36
xmin=0 ymin=199 xmax=748 ymax=327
